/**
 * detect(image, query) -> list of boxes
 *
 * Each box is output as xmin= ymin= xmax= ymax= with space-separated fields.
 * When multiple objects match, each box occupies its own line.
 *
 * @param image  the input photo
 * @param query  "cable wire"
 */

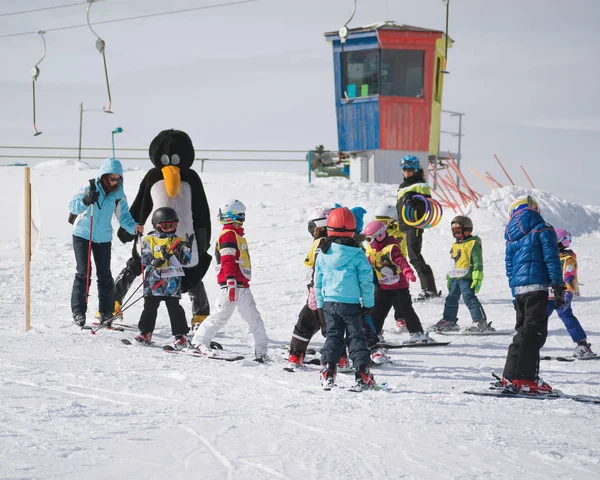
xmin=0 ymin=0 xmax=108 ymax=17
xmin=0 ymin=0 xmax=259 ymax=39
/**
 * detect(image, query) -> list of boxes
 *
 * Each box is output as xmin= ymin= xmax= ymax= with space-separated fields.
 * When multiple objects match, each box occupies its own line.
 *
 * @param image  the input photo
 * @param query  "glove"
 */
xmin=82 ymin=189 xmax=99 ymax=206
xmin=405 ymin=269 xmax=416 ymax=283
xmin=151 ymin=257 xmax=165 ymax=268
xmin=552 ymin=284 xmax=566 ymax=309
xmin=118 ymin=227 xmax=136 ymax=244
xmin=470 ymin=271 xmax=484 ymax=294
xmin=226 ymin=278 xmax=237 ymax=302
xmin=184 ymin=233 xmax=195 ymax=249
xmin=317 ymin=308 xmax=326 ymax=336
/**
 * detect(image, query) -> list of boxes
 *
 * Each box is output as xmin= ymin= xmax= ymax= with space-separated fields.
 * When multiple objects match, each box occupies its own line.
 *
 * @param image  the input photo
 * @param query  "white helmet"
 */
xmin=307 ymin=207 xmax=332 ymax=235
xmin=374 ymin=204 xmax=398 ymax=223
xmin=218 ymin=199 xmax=246 ymax=224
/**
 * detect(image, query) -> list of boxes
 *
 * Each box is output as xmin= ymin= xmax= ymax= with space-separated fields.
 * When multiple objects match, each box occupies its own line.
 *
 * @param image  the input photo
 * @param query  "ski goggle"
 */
xmin=157 ymin=221 xmax=178 ymax=232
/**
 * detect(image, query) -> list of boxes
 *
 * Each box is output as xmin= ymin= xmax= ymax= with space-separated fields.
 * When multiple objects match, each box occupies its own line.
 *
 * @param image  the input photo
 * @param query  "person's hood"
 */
xmin=321 ymin=241 xmax=363 ymax=268
xmin=97 ymin=157 xmax=125 ymax=183
xmin=505 ymin=208 xmax=546 ymax=242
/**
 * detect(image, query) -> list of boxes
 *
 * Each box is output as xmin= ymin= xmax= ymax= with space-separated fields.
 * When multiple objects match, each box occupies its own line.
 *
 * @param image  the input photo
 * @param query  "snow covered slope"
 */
xmin=1 ymin=163 xmax=599 ymax=479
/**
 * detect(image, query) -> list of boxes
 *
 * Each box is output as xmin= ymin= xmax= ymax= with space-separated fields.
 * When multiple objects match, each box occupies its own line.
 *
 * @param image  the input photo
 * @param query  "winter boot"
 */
xmin=511 ymin=378 xmax=553 ymax=395
xmin=370 ymin=347 xmax=391 ymax=365
xmin=394 ymin=318 xmax=408 ymax=333
xmin=134 ymin=332 xmax=153 ymax=345
xmin=320 ymin=363 xmax=337 ymax=390
xmin=428 ymin=319 xmax=459 ymax=332
xmin=574 ymin=339 xmax=597 ymax=359
xmin=73 ymin=312 xmax=86 ymax=327
xmin=171 ymin=334 xmax=189 ymax=351
xmin=288 ymin=350 xmax=305 ymax=368
xmin=191 ymin=314 xmax=208 ymax=331
xmin=354 ymin=364 xmax=376 ymax=390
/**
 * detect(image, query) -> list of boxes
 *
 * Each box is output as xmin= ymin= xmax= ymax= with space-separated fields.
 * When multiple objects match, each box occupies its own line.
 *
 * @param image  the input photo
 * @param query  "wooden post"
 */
xmin=493 ymin=154 xmax=515 ymax=186
xmin=24 ymin=167 xmax=31 ymax=332
xmin=520 ymin=165 xmax=535 ymax=188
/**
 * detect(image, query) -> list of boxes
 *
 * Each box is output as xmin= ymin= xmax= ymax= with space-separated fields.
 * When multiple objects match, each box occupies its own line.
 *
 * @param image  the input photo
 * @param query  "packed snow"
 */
xmin=1 ymin=162 xmax=599 ymax=480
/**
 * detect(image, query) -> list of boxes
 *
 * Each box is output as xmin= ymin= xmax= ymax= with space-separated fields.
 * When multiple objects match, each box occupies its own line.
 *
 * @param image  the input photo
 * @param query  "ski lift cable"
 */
xmin=0 ymin=0 xmax=109 ymax=17
xmin=32 ymin=30 xmax=47 ymax=136
xmin=0 ymin=0 xmax=260 ymax=39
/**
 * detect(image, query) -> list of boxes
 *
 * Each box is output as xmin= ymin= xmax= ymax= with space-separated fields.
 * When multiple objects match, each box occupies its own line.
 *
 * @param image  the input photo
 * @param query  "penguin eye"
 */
xmin=160 ymin=154 xmax=169 ymax=165
xmin=171 ymin=154 xmax=180 ymax=166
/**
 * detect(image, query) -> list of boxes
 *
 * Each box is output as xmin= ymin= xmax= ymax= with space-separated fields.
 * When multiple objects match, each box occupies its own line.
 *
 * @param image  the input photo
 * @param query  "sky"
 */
xmin=1 ymin=0 xmax=600 ymax=203
xmin=2 ymin=161 xmax=600 ymax=478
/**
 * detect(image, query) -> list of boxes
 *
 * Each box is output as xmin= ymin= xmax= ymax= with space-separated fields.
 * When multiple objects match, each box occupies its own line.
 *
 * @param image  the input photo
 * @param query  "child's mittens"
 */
xmin=470 ymin=271 xmax=484 ymax=294
xmin=226 ymin=278 xmax=237 ymax=302
xmin=404 ymin=268 xmax=417 ymax=283
xmin=151 ymin=256 xmax=165 ymax=268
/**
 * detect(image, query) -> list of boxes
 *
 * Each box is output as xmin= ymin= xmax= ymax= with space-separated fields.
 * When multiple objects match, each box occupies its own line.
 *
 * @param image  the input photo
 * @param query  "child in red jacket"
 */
xmin=191 ymin=199 xmax=269 ymax=361
xmin=363 ymin=220 xmax=433 ymax=345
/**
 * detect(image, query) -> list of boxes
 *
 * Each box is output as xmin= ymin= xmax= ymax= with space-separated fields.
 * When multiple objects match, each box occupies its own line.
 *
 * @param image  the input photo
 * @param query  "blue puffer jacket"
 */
xmin=504 ymin=208 xmax=563 ymax=294
xmin=70 ymin=158 xmax=138 ymax=243
xmin=314 ymin=242 xmax=375 ymax=308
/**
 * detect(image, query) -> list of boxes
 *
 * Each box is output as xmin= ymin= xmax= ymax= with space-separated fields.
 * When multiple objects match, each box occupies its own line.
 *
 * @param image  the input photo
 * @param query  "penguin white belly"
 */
xmin=146 ymin=180 xmax=198 ymax=267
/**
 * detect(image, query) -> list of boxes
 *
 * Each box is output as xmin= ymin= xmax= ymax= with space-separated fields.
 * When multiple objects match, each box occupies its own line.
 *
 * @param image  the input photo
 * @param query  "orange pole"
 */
xmin=429 ymin=168 xmax=455 ymax=209
xmin=447 ymin=153 xmax=479 ymax=208
xmin=440 ymin=178 xmax=464 ymax=214
xmin=494 ymin=154 xmax=515 ymax=186
xmin=468 ymin=167 xmax=494 ymax=189
xmin=520 ymin=164 xmax=535 ymax=189
xmin=485 ymin=171 xmax=504 ymax=188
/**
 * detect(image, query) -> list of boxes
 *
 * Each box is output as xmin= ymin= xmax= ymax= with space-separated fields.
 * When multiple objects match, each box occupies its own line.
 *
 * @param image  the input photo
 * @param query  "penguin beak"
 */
xmin=161 ymin=165 xmax=181 ymax=197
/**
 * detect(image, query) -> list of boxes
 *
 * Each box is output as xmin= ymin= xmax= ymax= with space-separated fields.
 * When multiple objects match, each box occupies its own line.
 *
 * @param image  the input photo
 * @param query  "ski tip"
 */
xmin=121 ymin=339 xmax=132 ymax=345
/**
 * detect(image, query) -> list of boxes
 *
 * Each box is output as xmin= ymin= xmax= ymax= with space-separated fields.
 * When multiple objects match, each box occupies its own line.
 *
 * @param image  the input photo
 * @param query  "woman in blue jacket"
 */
xmin=502 ymin=195 xmax=564 ymax=394
xmin=69 ymin=158 xmax=143 ymax=327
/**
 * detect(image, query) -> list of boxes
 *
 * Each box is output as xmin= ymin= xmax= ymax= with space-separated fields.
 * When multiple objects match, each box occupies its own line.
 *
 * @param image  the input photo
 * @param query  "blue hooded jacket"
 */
xmin=504 ymin=207 xmax=563 ymax=294
xmin=69 ymin=158 xmax=138 ymax=243
xmin=314 ymin=242 xmax=375 ymax=308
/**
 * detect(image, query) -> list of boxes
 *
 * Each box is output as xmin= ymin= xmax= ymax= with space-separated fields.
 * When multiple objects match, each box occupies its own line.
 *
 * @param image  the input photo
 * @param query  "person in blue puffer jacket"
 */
xmin=314 ymin=207 xmax=376 ymax=391
xmin=501 ymin=195 xmax=564 ymax=395
xmin=69 ymin=158 xmax=144 ymax=327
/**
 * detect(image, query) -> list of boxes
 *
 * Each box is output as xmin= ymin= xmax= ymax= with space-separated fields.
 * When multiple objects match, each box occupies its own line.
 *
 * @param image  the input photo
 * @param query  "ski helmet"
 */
xmin=450 ymin=216 xmax=473 ymax=238
xmin=326 ymin=207 xmax=356 ymax=238
xmin=374 ymin=204 xmax=398 ymax=224
xmin=152 ymin=207 xmax=179 ymax=232
xmin=399 ymin=155 xmax=421 ymax=171
xmin=363 ymin=220 xmax=387 ymax=242
xmin=307 ymin=207 xmax=332 ymax=235
xmin=555 ymin=227 xmax=572 ymax=248
xmin=218 ymin=199 xmax=246 ymax=225
xmin=508 ymin=195 xmax=539 ymax=218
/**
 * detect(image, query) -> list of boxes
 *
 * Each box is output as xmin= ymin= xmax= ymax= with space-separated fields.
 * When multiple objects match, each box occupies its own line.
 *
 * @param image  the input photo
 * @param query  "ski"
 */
xmin=437 ymin=330 xmax=513 ymax=336
xmin=163 ymin=345 xmax=244 ymax=362
xmin=380 ymin=341 xmax=450 ymax=349
xmin=347 ymin=381 xmax=391 ymax=392
xmin=541 ymin=355 xmax=599 ymax=362
xmin=464 ymin=389 xmax=600 ymax=405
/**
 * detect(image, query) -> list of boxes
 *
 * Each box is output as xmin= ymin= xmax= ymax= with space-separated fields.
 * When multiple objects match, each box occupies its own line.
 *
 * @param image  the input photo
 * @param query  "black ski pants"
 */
xmin=404 ymin=228 xmax=437 ymax=293
xmin=370 ymin=287 xmax=424 ymax=335
xmin=290 ymin=304 xmax=322 ymax=353
xmin=139 ymin=296 xmax=189 ymax=337
xmin=71 ymin=235 xmax=114 ymax=316
xmin=503 ymin=290 xmax=549 ymax=381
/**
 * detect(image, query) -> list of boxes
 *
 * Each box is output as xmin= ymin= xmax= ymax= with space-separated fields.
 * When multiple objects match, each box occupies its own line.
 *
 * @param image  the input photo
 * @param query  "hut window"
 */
xmin=380 ymin=50 xmax=425 ymax=98
xmin=343 ymin=50 xmax=380 ymax=98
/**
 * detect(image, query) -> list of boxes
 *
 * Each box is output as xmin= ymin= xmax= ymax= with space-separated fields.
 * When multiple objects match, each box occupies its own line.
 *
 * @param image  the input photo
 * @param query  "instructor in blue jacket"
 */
xmin=69 ymin=158 xmax=143 ymax=328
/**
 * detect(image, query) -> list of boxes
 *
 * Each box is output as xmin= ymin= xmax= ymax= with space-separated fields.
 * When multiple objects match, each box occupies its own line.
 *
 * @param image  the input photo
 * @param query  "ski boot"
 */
xmin=428 ymin=319 xmax=459 ymax=332
xmin=73 ymin=312 xmax=86 ymax=327
xmin=170 ymin=334 xmax=189 ymax=351
xmin=574 ymin=339 xmax=597 ymax=359
xmin=464 ymin=320 xmax=494 ymax=332
xmin=98 ymin=312 xmax=113 ymax=328
xmin=511 ymin=378 xmax=553 ymax=395
xmin=288 ymin=350 xmax=305 ymax=369
xmin=352 ymin=364 xmax=376 ymax=391
xmin=415 ymin=290 xmax=442 ymax=302
xmin=191 ymin=314 xmax=208 ymax=331
xmin=320 ymin=363 xmax=337 ymax=390
xmin=394 ymin=318 xmax=407 ymax=333
xmin=338 ymin=348 xmax=350 ymax=369
xmin=254 ymin=348 xmax=269 ymax=363
xmin=134 ymin=332 xmax=153 ymax=345
xmin=404 ymin=331 xmax=432 ymax=344
xmin=370 ymin=347 xmax=391 ymax=365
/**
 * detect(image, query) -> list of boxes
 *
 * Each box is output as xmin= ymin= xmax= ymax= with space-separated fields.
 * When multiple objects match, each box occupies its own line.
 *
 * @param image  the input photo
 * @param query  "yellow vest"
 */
xmin=560 ymin=251 xmax=579 ymax=295
xmin=387 ymin=225 xmax=408 ymax=258
xmin=216 ymin=229 xmax=252 ymax=280
xmin=144 ymin=235 xmax=185 ymax=277
xmin=366 ymin=244 xmax=401 ymax=285
xmin=448 ymin=241 xmax=476 ymax=278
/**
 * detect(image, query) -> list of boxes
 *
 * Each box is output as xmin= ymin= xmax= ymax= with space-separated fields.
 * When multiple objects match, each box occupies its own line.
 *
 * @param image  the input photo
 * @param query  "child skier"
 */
xmin=136 ymin=207 xmax=193 ymax=348
xmin=287 ymin=207 xmax=332 ymax=368
xmin=547 ymin=228 xmax=596 ymax=359
xmin=191 ymin=199 xmax=269 ymax=361
xmin=374 ymin=204 xmax=409 ymax=333
xmin=502 ymin=195 xmax=565 ymax=394
xmin=430 ymin=216 xmax=489 ymax=332
xmin=314 ymin=207 xmax=376 ymax=390
xmin=363 ymin=220 xmax=433 ymax=350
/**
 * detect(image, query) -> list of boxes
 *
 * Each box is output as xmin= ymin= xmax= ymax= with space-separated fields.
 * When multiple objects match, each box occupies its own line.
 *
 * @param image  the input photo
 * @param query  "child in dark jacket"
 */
xmin=136 ymin=207 xmax=193 ymax=349
xmin=502 ymin=196 xmax=565 ymax=394
xmin=314 ymin=207 xmax=375 ymax=390
xmin=431 ymin=216 xmax=489 ymax=332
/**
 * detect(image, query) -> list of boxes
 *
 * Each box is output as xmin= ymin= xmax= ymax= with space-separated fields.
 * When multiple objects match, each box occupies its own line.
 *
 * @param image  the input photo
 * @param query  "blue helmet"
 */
xmin=400 ymin=155 xmax=421 ymax=171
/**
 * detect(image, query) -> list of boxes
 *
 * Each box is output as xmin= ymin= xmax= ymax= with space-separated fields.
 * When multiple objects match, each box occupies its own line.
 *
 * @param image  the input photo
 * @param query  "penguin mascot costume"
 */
xmin=114 ymin=129 xmax=212 ymax=328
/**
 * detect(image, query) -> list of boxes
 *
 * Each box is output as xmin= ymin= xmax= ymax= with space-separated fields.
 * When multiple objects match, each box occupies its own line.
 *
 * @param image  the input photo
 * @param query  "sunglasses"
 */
xmin=107 ymin=175 xmax=121 ymax=183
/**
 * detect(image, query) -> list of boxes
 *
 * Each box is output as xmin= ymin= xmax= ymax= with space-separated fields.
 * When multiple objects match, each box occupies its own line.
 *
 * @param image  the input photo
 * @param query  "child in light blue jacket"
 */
xmin=69 ymin=158 xmax=143 ymax=327
xmin=314 ymin=207 xmax=375 ymax=390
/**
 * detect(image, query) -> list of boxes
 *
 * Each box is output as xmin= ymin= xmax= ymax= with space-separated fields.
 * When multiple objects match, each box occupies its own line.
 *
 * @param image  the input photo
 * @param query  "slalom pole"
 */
xmin=520 ymin=165 xmax=536 ymax=188
xmin=493 ymin=154 xmax=515 ymax=186
xmin=485 ymin=171 xmax=503 ymax=188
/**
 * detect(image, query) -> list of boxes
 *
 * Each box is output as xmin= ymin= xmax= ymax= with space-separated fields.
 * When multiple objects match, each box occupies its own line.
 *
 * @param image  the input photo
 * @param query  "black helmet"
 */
xmin=152 ymin=207 xmax=179 ymax=232
xmin=451 ymin=216 xmax=473 ymax=236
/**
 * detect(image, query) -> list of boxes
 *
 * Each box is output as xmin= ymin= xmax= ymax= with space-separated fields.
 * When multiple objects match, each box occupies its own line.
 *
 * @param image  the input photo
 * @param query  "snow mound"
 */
xmin=464 ymin=186 xmax=600 ymax=236
xmin=34 ymin=159 xmax=93 ymax=171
